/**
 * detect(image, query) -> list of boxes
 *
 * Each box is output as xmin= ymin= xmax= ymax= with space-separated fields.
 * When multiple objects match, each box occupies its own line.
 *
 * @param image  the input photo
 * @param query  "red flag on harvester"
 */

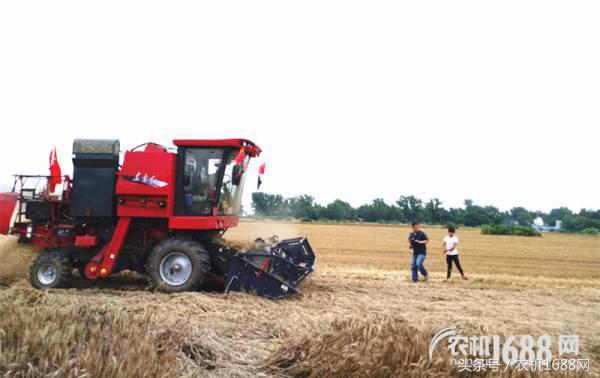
xmin=234 ymin=147 xmax=245 ymax=165
xmin=257 ymin=163 xmax=266 ymax=189
xmin=48 ymin=147 xmax=62 ymax=193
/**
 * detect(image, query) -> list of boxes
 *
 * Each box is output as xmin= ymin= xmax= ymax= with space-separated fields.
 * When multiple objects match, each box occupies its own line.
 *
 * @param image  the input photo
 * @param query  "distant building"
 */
xmin=533 ymin=217 xmax=544 ymax=227
xmin=532 ymin=217 xmax=562 ymax=232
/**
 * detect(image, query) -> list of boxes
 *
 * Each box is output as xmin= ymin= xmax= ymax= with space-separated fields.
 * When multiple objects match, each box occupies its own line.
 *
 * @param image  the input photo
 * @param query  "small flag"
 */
xmin=234 ymin=148 xmax=245 ymax=165
xmin=257 ymin=163 xmax=266 ymax=189
xmin=48 ymin=147 xmax=62 ymax=192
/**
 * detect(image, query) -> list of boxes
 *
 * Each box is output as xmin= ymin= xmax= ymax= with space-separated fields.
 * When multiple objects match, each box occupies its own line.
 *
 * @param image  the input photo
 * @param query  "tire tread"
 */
xmin=30 ymin=252 xmax=72 ymax=289
xmin=145 ymin=236 xmax=210 ymax=293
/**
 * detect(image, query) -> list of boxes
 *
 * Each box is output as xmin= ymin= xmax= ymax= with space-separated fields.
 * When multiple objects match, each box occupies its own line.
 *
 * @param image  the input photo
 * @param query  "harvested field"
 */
xmin=0 ymin=221 xmax=599 ymax=377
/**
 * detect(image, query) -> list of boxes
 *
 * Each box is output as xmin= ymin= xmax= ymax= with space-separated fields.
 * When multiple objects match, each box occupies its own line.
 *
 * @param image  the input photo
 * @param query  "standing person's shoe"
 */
xmin=422 ymin=275 xmax=429 ymax=282
xmin=461 ymin=274 xmax=468 ymax=280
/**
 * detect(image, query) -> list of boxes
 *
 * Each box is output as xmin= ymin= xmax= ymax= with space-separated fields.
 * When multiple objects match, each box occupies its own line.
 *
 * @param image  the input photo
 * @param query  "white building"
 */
xmin=532 ymin=217 xmax=562 ymax=233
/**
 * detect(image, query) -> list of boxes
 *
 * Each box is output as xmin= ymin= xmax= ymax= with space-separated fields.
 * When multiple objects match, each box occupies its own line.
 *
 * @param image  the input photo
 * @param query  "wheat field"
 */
xmin=0 ymin=220 xmax=598 ymax=377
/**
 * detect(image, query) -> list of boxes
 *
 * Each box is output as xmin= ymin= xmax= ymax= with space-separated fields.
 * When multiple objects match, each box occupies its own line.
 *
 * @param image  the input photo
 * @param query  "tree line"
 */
xmin=251 ymin=193 xmax=600 ymax=234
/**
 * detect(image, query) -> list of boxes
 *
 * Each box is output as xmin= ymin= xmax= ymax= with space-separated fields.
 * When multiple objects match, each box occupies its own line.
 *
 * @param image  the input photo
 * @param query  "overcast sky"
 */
xmin=1 ymin=0 xmax=599 ymax=212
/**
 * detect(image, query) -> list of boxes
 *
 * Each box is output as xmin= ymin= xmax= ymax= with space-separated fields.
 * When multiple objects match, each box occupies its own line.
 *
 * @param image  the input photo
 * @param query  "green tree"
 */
xmin=462 ymin=200 xmax=503 ymax=226
xmin=545 ymin=207 xmax=573 ymax=225
xmin=446 ymin=208 xmax=464 ymax=225
xmin=563 ymin=212 xmax=600 ymax=232
xmin=423 ymin=198 xmax=444 ymax=224
xmin=579 ymin=209 xmax=600 ymax=221
xmin=324 ymin=199 xmax=355 ymax=220
xmin=250 ymin=192 xmax=599 ymax=234
xmin=357 ymin=199 xmax=397 ymax=222
xmin=289 ymin=195 xmax=317 ymax=219
xmin=396 ymin=196 xmax=423 ymax=222
xmin=484 ymin=206 xmax=505 ymax=225
xmin=251 ymin=193 xmax=288 ymax=216
xmin=510 ymin=207 xmax=536 ymax=226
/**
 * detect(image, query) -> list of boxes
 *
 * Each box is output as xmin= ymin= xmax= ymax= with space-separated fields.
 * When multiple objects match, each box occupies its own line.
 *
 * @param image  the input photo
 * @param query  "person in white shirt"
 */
xmin=443 ymin=226 xmax=467 ymax=280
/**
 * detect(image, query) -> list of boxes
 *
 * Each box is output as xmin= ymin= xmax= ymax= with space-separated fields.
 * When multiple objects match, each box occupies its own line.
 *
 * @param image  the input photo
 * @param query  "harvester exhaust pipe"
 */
xmin=225 ymin=237 xmax=316 ymax=299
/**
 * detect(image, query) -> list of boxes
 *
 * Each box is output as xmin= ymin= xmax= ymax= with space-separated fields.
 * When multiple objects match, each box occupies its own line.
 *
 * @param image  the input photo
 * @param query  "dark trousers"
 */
xmin=446 ymin=255 xmax=464 ymax=278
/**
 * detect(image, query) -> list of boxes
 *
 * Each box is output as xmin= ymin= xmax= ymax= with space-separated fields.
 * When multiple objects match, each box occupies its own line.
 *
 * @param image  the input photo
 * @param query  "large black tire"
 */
xmin=145 ymin=237 xmax=211 ymax=293
xmin=30 ymin=252 xmax=72 ymax=289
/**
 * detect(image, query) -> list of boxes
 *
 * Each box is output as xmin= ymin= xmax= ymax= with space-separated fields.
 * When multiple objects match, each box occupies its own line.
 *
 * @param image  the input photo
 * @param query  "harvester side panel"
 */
xmin=115 ymin=150 xmax=176 ymax=218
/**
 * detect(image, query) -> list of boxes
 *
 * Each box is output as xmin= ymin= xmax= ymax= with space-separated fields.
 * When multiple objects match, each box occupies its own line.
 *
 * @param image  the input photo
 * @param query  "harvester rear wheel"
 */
xmin=146 ymin=237 xmax=210 ymax=293
xmin=30 ymin=252 xmax=72 ymax=289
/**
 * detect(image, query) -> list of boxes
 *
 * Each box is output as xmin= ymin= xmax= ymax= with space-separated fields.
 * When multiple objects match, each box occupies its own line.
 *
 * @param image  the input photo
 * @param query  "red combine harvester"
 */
xmin=0 ymin=139 xmax=315 ymax=299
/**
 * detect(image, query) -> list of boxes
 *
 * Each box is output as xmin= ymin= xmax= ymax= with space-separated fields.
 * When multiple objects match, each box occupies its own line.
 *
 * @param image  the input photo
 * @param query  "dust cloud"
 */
xmin=0 ymin=236 xmax=38 ymax=285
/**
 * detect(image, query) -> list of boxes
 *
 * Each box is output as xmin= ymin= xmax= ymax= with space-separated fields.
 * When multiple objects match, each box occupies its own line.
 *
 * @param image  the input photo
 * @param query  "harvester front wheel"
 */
xmin=146 ymin=237 xmax=210 ymax=293
xmin=30 ymin=252 xmax=72 ymax=289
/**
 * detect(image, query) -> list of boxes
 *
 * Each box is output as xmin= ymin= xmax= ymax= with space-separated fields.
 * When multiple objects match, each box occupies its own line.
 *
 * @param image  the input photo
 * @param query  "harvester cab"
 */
xmin=0 ymin=139 xmax=315 ymax=299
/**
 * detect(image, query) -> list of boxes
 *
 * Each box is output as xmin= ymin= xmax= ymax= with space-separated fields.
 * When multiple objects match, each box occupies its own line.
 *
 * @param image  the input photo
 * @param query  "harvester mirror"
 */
xmin=232 ymin=165 xmax=243 ymax=186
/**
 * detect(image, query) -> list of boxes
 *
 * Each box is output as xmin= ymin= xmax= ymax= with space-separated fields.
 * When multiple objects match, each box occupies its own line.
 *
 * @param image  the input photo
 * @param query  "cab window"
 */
xmin=218 ymin=149 xmax=247 ymax=215
xmin=181 ymin=148 xmax=224 ymax=215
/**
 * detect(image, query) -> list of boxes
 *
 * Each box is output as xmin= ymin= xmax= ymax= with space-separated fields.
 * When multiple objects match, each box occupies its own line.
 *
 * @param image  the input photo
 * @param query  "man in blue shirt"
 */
xmin=409 ymin=222 xmax=429 ymax=282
